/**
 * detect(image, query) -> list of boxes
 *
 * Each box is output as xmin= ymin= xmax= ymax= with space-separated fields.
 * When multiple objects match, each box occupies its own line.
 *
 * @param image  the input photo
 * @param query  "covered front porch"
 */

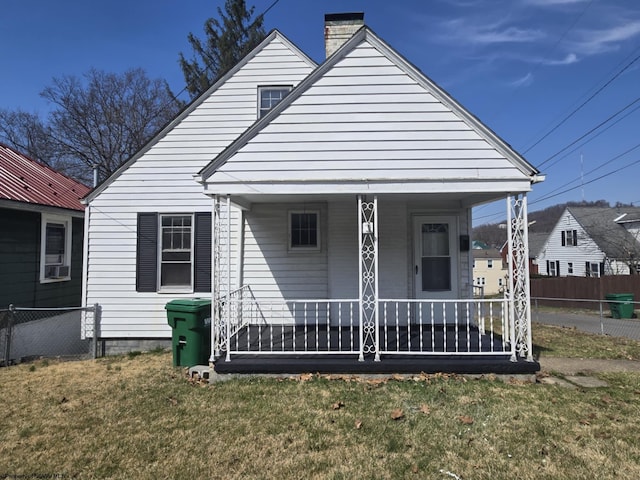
xmin=209 ymin=193 xmax=537 ymax=374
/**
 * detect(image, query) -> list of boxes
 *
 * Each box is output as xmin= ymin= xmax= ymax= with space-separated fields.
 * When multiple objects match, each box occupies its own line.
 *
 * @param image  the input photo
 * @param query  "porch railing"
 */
xmin=215 ymin=294 xmax=513 ymax=361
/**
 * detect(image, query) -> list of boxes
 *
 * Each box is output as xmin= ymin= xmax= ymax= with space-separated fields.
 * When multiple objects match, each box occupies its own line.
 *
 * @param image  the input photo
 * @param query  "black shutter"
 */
xmin=585 ymin=261 xmax=590 ymax=277
xmin=546 ymin=260 xmax=550 ymax=275
xmin=561 ymin=231 xmax=566 ymax=246
xmin=573 ymin=230 xmax=578 ymax=246
xmin=136 ymin=213 xmax=158 ymax=292
xmin=194 ymin=212 xmax=212 ymax=292
xmin=600 ymin=262 xmax=605 ymax=276
xmin=556 ymin=260 xmax=560 ymax=277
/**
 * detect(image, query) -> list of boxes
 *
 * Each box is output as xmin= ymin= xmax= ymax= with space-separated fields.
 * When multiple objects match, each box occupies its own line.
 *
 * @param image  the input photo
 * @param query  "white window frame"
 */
xmin=258 ymin=85 xmax=292 ymax=119
xmin=158 ymin=214 xmax=194 ymax=292
xmin=567 ymin=262 xmax=573 ymax=275
xmin=588 ymin=262 xmax=600 ymax=278
xmin=288 ymin=210 xmax=320 ymax=251
xmin=487 ymin=259 xmax=493 ymax=269
xmin=564 ymin=229 xmax=577 ymax=246
xmin=40 ymin=214 xmax=72 ymax=283
xmin=548 ymin=262 xmax=557 ymax=277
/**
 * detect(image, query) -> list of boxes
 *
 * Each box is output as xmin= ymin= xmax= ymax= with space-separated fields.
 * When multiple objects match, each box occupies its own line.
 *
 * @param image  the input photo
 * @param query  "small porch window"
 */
xmin=289 ymin=211 xmax=319 ymax=250
xmin=487 ymin=259 xmax=493 ymax=268
xmin=258 ymin=86 xmax=292 ymax=118
xmin=40 ymin=214 xmax=72 ymax=283
xmin=160 ymin=215 xmax=193 ymax=289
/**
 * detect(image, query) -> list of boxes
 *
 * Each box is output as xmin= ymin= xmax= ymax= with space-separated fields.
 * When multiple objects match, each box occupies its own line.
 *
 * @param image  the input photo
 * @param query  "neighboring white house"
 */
xmin=472 ymin=249 xmax=507 ymax=296
xmin=83 ymin=14 xmax=543 ymax=372
xmin=537 ymin=206 xmax=640 ymax=277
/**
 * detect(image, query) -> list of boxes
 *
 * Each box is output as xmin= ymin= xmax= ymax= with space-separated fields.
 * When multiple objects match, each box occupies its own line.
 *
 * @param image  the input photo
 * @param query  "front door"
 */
xmin=413 ymin=216 xmax=459 ymax=300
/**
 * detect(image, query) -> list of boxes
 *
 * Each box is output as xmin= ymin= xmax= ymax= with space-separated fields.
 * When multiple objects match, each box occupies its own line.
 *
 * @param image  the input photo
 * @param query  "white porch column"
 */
xmin=358 ymin=195 xmax=380 ymax=361
xmin=507 ymin=193 xmax=533 ymax=361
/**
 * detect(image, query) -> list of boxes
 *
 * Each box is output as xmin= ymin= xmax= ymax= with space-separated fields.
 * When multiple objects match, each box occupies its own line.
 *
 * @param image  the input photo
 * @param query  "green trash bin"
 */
xmin=605 ymin=293 xmax=635 ymax=319
xmin=165 ymin=299 xmax=212 ymax=367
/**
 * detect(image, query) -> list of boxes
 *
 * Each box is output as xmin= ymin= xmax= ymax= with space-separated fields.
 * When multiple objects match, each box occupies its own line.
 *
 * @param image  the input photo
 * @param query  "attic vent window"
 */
xmin=258 ymin=86 xmax=292 ymax=118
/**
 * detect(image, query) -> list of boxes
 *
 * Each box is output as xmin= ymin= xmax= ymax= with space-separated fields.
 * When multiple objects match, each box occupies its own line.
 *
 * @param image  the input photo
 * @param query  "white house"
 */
xmin=538 ymin=206 xmax=640 ymax=277
xmin=83 ymin=13 xmax=543 ymax=374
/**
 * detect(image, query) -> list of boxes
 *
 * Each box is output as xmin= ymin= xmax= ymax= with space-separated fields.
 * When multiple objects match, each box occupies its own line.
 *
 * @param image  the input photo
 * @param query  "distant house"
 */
xmin=537 ymin=206 xmax=640 ymax=277
xmin=472 ymin=249 xmax=507 ymax=295
xmin=82 ymin=14 xmax=543 ymax=373
xmin=0 ymin=144 xmax=90 ymax=307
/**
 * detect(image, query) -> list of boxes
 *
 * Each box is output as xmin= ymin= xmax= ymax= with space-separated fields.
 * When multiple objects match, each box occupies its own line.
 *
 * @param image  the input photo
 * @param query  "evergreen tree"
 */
xmin=179 ymin=0 xmax=266 ymax=98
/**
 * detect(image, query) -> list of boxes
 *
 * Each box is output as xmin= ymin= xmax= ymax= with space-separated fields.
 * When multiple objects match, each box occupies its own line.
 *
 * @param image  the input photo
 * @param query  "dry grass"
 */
xmin=532 ymin=322 xmax=640 ymax=360
xmin=1 ymin=347 xmax=640 ymax=479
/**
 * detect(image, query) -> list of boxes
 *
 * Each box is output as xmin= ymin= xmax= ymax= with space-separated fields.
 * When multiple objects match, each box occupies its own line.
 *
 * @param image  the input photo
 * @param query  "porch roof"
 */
xmin=198 ymin=27 xmax=542 ymax=199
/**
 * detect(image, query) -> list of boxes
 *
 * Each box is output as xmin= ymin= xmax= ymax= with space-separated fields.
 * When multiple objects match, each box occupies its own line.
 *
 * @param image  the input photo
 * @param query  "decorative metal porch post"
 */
xmin=506 ymin=193 xmax=533 ymax=361
xmin=212 ymin=195 xmax=232 ymax=361
xmin=358 ymin=195 xmax=380 ymax=361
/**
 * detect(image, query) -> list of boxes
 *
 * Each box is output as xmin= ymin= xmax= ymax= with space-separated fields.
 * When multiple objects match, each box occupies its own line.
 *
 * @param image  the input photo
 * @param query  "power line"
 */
xmin=523 ymin=47 xmax=640 ymax=155
xmin=531 ymin=154 xmax=640 ymax=206
xmin=540 ymin=102 xmax=640 ymax=172
xmin=537 ymin=95 xmax=640 ymax=170
xmin=489 ymin=0 xmax=593 ymax=123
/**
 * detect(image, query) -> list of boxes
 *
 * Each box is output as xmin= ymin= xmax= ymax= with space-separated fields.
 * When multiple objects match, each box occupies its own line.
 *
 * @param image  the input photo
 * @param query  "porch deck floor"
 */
xmin=215 ymin=325 xmax=539 ymax=375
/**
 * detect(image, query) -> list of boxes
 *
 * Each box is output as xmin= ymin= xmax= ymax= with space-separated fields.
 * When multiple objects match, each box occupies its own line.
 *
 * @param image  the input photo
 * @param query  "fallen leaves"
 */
xmin=458 ymin=415 xmax=474 ymax=425
xmin=332 ymin=401 xmax=345 ymax=410
xmin=419 ymin=404 xmax=431 ymax=415
xmin=355 ymin=420 xmax=362 ymax=430
xmin=391 ymin=408 xmax=405 ymax=420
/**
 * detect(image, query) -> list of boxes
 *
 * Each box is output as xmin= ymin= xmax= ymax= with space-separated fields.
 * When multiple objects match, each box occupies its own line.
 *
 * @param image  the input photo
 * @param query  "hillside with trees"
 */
xmin=472 ymin=200 xmax=620 ymax=249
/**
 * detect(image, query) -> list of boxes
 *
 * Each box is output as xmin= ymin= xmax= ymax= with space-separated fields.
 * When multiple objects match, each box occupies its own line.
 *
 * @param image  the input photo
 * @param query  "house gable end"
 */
xmin=200 ymin=27 xmax=539 ymax=192
xmin=84 ymin=30 xmax=316 ymax=204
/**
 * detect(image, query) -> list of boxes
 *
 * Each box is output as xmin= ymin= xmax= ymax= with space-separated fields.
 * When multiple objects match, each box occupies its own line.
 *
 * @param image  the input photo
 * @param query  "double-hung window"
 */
xmin=160 ymin=215 xmax=193 ymax=289
xmin=40 ymin=214 xmax=72 ymax=282
xmin=258 ymin=86 xmax=292 ymax=118
xmin=289 ymin=211 xmax=319 ymax=250
xmin=136 ymin=212 xmax=211 ymax=293
xmin=562 ymin=229 xmax=577 ymax=246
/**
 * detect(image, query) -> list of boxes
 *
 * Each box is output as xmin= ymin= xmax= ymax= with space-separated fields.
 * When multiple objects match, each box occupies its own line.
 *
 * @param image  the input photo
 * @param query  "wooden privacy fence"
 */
xmin=530 ymin=276 xmax=640 ymax=310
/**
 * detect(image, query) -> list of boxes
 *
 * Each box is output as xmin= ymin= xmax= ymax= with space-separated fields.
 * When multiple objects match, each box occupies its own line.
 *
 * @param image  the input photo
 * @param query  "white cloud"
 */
xmin=542 ymin=52 xmax=579 ymax=65
xmin=524 ymin=0 xmax=589 ymax=6
xmin=509 ymin=72 xmax=534 ymax=87
xmin=570 ymin=21 xmax=640 ymax=55
xmin=440 ymin=17 xmax=545 ymax=45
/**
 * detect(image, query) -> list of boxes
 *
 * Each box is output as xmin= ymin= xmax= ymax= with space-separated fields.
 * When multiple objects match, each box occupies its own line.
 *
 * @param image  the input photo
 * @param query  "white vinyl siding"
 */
xmin=538 ymin=209 xmax=608 ymax=277
xmin=242 ymin=203 xmax=328 ymax=302
xmin=84 ymin=35 xmax=314 ymax=338
xmin=208 ymin=41 xmax=530 ymax=194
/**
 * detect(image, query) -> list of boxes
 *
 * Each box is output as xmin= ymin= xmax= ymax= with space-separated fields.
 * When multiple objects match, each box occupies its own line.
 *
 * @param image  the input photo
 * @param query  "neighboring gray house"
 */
xmin=83 ymin=14 xmax=543 ymax=373
xmin=538 ymin=206 xmax=640 ymax=277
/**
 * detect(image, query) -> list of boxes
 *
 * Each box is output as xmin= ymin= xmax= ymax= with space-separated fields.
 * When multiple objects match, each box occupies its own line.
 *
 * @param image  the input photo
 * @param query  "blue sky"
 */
xmin=2 ymin=0 xmax=639 ymax=225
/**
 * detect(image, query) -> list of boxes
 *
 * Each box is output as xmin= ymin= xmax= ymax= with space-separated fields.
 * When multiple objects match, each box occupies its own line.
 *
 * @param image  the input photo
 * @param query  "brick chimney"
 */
xmin=324 ymin=12 xmax=364 ymax=58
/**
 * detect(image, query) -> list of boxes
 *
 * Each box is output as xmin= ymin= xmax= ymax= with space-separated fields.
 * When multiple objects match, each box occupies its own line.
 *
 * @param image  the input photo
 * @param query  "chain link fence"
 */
xmin=532 ymin=297 xmax=640 ymax=341
xmin=0 ymin=304 xmax=101 ymax=366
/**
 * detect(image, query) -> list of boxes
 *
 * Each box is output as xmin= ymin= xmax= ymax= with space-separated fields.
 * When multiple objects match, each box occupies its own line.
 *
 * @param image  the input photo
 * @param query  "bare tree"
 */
xmin=0 ymin=109 xmax=57 ymax=166
xmin=38 ymin=68 xmax=182 ymax=184
xmin=179 ymin=0 xmax=266 ymax=98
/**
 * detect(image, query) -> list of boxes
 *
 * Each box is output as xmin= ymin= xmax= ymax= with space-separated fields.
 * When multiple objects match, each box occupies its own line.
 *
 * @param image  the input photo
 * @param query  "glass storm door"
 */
xmin=414 ymin=216 xmax=458 ymax=300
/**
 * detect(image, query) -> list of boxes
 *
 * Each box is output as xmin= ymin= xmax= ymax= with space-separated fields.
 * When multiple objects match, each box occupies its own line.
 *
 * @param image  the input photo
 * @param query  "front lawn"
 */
xmin=1 ymin=343 xmax=640 ymax=479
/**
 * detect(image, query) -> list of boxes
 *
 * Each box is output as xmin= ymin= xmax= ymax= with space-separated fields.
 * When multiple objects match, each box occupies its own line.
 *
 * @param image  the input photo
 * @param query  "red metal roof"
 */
xmin=0 ymin=143 xmax=90 ymax=212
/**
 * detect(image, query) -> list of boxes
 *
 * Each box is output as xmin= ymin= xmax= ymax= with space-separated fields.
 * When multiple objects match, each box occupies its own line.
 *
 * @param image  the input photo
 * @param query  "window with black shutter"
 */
xmin=136 ymin=212 xmax=211 ymax=292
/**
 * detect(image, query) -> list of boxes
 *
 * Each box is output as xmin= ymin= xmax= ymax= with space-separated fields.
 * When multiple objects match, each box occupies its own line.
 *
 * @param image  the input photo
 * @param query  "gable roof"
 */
xmin=568 ymin=206 xmax=640 ymax=259
xmin=199 ymin=26 xmax=540 ymax=185
xmin=473 ymin=248 xmax=502 ymax=260
xmin=527 ymin=232 xmax=550 ymax=258
xmin=0 ymin=143 xmax=89 ymax=212
xmin=83 ymin=29 xmax=317 ymax=204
